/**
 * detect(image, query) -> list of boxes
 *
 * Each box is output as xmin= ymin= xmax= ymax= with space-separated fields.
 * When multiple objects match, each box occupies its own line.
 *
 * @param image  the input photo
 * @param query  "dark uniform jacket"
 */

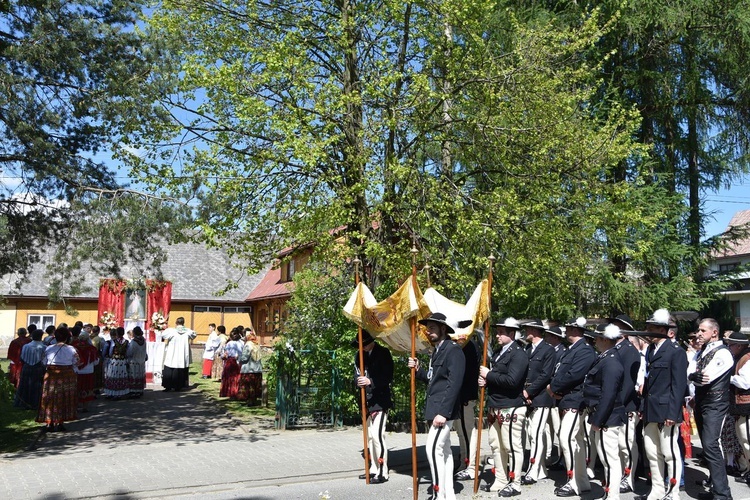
xmin=614 ymin=338 xmax=642 ymax=413
xmin=549 ymin=338 xmax=596 ymax=411
xmin=354 ymin=343 xmax=394 ymax=412
xmin=525 ymin=341 xmax=555 ymax=408
xmin=583 ymin=348 xmax=625 ymax=428
xmin=460 ymin=339 xmax=480 ymax=404
xmin=642 ymin=339 xmax=688 ymax=424
xmin=416 ymin=339 xmax=466 ymax=421
xmin=485 ymin=343 xmax=529 ymax=409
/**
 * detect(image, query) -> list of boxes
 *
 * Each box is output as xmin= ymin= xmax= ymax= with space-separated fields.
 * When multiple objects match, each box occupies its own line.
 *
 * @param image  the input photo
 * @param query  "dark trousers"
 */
xmin=695 ymin=399 xmax=731 ymax=499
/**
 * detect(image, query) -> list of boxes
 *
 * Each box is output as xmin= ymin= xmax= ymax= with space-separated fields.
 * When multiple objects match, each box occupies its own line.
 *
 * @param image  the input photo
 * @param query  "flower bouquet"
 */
xmin=151 ymin=311 xmax=168 ymax=332
xmin=100 ymin=311 xmax=118 ymax=329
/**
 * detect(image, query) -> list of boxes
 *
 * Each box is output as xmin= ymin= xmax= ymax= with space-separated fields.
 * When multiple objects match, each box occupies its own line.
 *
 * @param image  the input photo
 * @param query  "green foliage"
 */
xmin=0 ymin=364 xmax=39 ymax=453
xmin=0 ymin=0 xmax=189 ymax=294
xmin=125 ymin=0 xmax=734 ymax=324
xmin=273 ymin=263 xmax=424 ymax=422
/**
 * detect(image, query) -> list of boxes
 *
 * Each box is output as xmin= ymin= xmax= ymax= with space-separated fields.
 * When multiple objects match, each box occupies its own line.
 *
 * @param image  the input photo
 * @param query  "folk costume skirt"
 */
xmin=212 ymin=353 xmax=224 ymax=380
xmin=237 ymin=373 xmax=262 ymax=404
xmin=219 ymin=358 xmax=241 ymax=398
xmin=9 ymin=361 xmax=23 ymax=388
xmin=129 ymin=361 xmax=146 ymax=393
xmin=77 ymin=373 xmax=96 ymax=403
xmin=104 ymin=358 xmax=130 ymax=397
xmin=36 ymin=365 xmax=78 ymax=424
xmin=14 ymin=362 xmax=45 ymax=410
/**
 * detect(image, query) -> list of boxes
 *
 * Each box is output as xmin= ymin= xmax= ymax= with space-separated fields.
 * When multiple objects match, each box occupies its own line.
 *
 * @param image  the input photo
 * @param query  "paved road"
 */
xmin=2 ymin=386 xmax=750 ymax=499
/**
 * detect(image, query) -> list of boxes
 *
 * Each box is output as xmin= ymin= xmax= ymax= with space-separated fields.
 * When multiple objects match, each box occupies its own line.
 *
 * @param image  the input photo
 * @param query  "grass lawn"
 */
xmin=0 ymin=359 xmax=41 ymax=453
xmin=188 ymin=357 xmax=276 ymax=425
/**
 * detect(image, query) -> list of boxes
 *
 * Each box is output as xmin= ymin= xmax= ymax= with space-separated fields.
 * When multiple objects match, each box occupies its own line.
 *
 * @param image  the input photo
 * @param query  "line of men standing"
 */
xmin=355 ymin=308 xmax=750 ymax=500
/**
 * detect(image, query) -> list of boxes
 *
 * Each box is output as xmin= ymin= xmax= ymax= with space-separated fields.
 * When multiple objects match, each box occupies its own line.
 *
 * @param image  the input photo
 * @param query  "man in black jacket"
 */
xmin=547 ymin=317 xmax=597 ymax=497
xmin=635 ymin=309 xmax=688 ymax=500
xmin=608 ymin=314 xmax=642 ymax=494
xmin=520 ymin=319 xmax=556 ymax=485
xmin=584 ymin=324 xmax=625 ymax=500
xmin=545 ymin=325 xmax=567 ymax=468
xmin=353 ymin=331 xmax=394 ymax=484
xmin=454 ymin=336 xmax=480 ymax=481
xmin=409 ymin=312 xmax=466 ymax=500
xmin=479 ymin=316 xmax=529 ymax=497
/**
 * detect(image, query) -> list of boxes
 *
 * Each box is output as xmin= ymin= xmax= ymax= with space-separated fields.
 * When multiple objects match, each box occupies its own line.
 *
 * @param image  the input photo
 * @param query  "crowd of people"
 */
xmin=356 ymin=309 xmax=750 ymax=500
xmin=6 ymin=317 xmax=265 ymax=433
xmin=200 ymin=323 xmax=264 ymax=406
xmin=7 ymin=321 xmax=149 ymax=432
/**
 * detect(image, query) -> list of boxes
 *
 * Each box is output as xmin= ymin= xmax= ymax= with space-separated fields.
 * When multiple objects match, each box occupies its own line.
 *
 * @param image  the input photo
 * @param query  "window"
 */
xmin=719 ymin=262 xmax=740 ymax=272
xmin=193 ymin=306 xmax=221 ymax=313
xmin=224 ymin=307 xmax=251 ymax=313
xmin=731 ymin=301 xmax=741 ymax=322
xmin=281 ymin=259 xmax=295 ymax=282
xmin=27 ymin=314 xmax=55 ymax=330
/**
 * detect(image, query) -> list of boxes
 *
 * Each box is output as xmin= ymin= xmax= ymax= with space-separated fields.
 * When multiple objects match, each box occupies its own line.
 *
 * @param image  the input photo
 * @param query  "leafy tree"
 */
xmin=0 ymin=0 xmax=188 ymax=297
xmin=127 ymin=0 xmax=729 ymax=322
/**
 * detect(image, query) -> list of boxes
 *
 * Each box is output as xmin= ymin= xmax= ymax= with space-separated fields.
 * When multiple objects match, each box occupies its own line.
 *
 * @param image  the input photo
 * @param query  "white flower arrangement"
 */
xmin=151 ymin=311 xmax=168 ymax=332
xmin=100 ymin=311 xmax=117 ymax=329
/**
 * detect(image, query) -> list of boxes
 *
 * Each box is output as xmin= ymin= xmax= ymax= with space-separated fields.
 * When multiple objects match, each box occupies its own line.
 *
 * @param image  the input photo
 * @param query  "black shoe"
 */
xmin=633 ymin=496 xmax=648 ymax=500
xmin=359 ymin=473 xmax=375 ymax=480
xmin=499 ymin=485 xmax=521 ymax=497
xmin=56 ymin=424 xmax=67 ymax=432
xmin=698 ymin=493 xmax=718 ymax=500
xmin=480 ymin=484 xmax=497 ymax=492
xmin=555 ymin=484 xmax=577 ymax=497
xmin=520 ymin=476 xmax=537 ymax=485
xmin=619 ymin=482 xmax=632 ymax=494
xmin=370 ymin=476 xmax=388 ymax=484
xmin=162 ymin=388 xmax=171 ymax=392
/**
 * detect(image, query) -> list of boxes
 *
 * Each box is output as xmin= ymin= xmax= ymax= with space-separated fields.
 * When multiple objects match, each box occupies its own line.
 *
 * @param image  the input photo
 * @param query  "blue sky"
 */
xmin=704 ymin=177 xmax=750 ymax=238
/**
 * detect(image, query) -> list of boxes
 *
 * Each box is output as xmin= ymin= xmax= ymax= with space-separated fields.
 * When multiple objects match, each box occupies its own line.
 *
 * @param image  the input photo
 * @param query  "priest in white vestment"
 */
xmin=161 ymin=317 xmax=197 ymax=391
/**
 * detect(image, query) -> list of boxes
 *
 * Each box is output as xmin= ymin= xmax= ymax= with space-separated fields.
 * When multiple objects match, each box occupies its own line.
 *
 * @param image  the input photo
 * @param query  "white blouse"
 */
xmin=44 ymin=344 xmax=79 ymax=366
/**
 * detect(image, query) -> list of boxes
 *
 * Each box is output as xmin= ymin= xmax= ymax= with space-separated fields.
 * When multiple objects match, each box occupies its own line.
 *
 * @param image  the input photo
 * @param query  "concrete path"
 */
xmin=2 ymin=386 xmax=750 ymax=499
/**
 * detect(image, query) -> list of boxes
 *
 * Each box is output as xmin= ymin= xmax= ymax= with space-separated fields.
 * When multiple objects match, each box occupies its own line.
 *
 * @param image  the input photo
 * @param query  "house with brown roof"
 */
xmin=0 ymin=243 xmax=267 ymax=345
xmin=711 ymin=209 xmax=750 ymax=332
xmin=0 ymin=241 xmax=311 ymax=347
xmin=245 ymin=246 xmax=311 ymax=343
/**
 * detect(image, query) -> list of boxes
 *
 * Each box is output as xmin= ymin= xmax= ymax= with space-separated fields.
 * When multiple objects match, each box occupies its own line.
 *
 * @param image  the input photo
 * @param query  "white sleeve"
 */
xmin=732 ymin=359 xmax=750 ymax=390
xmin=699 ymin=348 xmax=734 ymax=385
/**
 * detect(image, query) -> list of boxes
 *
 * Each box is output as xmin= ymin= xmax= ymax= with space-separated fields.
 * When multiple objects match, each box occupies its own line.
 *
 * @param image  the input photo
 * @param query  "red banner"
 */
xmin=146 ymin=280 xmax=172 ymax=341
xmin=97 ymin=279 xmax=127 ymax=328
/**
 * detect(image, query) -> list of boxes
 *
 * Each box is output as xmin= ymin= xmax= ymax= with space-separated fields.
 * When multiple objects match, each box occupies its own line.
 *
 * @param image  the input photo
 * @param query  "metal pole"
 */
xmin=473 ymin=255 xmax=495 ymax=494
xmin=354 ymin=258 xmax=371 ymax=484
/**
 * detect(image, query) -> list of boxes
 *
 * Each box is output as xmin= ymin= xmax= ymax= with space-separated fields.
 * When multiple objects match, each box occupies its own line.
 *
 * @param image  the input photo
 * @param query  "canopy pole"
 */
xmin=410 ymin=245 xmax=419 ymax=500
xmin=473 ymin=255 xmax=496 ymax=494
xmin=354 ymin=257 xmax=371 ymax=485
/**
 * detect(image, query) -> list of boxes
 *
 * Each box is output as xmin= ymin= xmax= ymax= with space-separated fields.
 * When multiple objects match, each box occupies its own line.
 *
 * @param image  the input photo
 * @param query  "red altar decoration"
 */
xmin=97 ymin=279 xmax=172 ymax=340
xmin=97 ymin=279 xmax=127 ymax=328
xmin=146 ymin=280 xmax=172 ymax=342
